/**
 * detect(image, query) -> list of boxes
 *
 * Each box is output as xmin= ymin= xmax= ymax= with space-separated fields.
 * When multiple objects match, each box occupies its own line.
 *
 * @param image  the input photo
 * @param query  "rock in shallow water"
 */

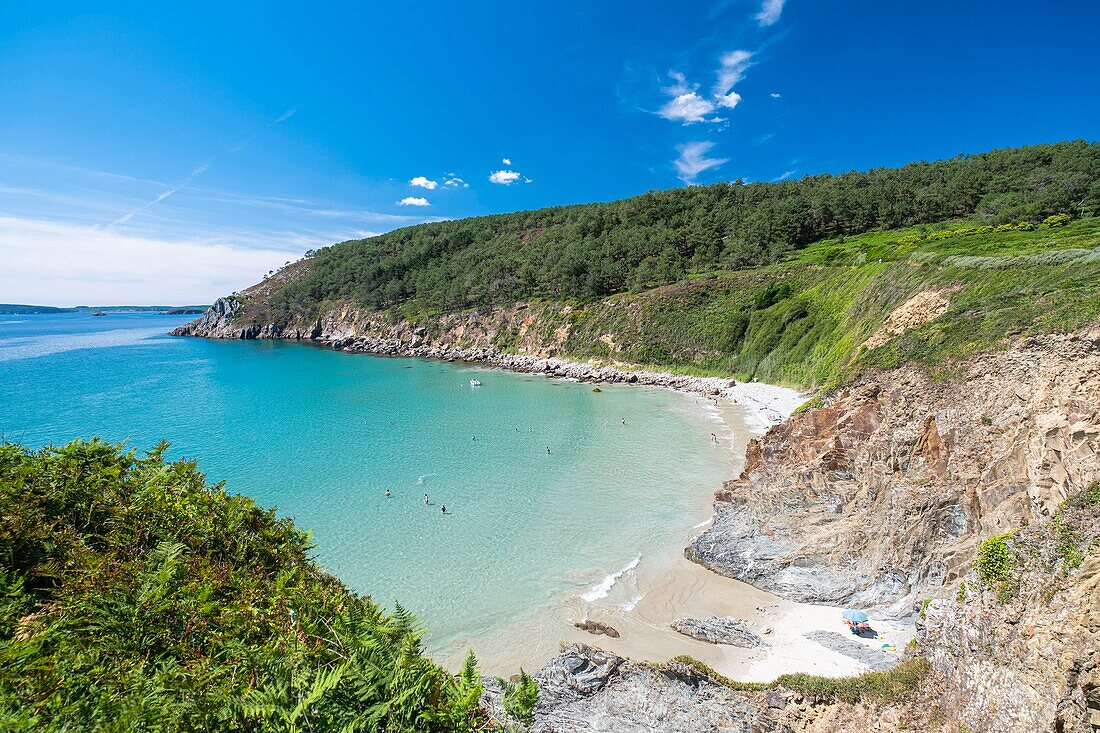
xmin=670 ymin=616 xmax=766 ymax=647
xmin=573 ymin=619 xmax=620 ymax=638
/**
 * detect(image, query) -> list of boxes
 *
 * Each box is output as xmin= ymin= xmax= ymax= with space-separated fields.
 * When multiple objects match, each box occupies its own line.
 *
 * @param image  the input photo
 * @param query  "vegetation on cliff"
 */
xmin=0 ymin=439 xmax=483 ymax=732
xmin=667 ymin=655 xmax=930 ymax=705
xmin=271 ymin=141 xmax=1098 ymax=315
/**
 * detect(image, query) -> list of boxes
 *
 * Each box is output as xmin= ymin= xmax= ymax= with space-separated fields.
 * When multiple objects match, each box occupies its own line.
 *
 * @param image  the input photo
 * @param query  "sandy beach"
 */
xmin=433 ymin=375 xmax=914 ymax=681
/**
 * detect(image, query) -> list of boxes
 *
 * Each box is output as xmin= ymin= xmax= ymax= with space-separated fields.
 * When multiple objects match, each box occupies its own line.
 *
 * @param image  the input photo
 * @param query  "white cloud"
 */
xmin=775 ymin=169 xmax=796 ymax=181
xmin=489 ymin=170 xmax=522 ymax=185
xmin=443 ymin=176 xmax=468 ymax=188
xmin=409 ymin=176 xmax=438 ymax=190
xmin=502 ymin=157 xmax=512 ymax=165
xmin=674 ymin=141 xmax=728 ymax=184
xmin=658 ymin=73 xmax=718 ymax=124
xmin=0 ymin=216 xmax=294 ymax=306
xmin=756 ymin=0 xmax=786 ymax=26
xmin=770 ymin=92 xmax=782 ymax=98
xmin=658 ymin=52 xmax=752 ymax=124
xmin=396 ymin=196 xmax=430 ymax=206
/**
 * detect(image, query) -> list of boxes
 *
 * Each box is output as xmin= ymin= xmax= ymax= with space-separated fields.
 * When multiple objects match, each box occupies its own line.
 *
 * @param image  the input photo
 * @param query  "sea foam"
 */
xmin=582 ymin=556 xmax=640 ymax=602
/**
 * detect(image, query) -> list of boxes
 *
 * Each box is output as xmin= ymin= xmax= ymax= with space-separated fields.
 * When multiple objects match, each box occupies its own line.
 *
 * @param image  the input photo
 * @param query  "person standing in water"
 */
xmin=621 ymin=417 xmax=626 ymax=426
xmin=423 ymin=493 xmax=429 ymax=505
xmin=385 ymin=489 xmax=391 ymax=497
xmin=440 ymin=504 xmax=446 ymax=514
xmin=546 ymin=446 xmax=551 ymax=455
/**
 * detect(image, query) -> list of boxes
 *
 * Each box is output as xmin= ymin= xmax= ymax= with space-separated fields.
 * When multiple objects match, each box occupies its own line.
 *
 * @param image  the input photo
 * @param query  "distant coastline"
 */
xmin=0 ymin=303 xmax=210 ymax=315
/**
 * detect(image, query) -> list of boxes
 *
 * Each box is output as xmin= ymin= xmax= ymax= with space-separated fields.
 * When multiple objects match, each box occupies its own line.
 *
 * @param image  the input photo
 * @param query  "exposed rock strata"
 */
xmin=917 ymin=497 xmax=1100 ymax=733
xmin=669 ymin=616 xmax=765 ymax=648
xmin=529 ymin=644 xmax=786 ymax=733
xmin=688 ymin=329 xmax=1100 ymax=617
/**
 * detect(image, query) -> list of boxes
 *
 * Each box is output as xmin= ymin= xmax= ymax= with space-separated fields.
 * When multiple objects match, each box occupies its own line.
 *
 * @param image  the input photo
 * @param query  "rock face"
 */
xmin=688 ymin=329 xmax=1100 ymax=617
xmin=669 ymin=616 xmax=765 ymax=648
xmin=917 ymin=496 xmax=1100 ymax=733
xmin=531 ymin=644 xmax=786 ymax=733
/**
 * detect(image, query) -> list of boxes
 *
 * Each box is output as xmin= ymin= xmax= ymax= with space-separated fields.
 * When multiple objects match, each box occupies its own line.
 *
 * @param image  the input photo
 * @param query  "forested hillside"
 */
xmin=0 ymin=440 xmax=485 ymax=732
xmin=272 ymin=141 xmax=1099 ymax=316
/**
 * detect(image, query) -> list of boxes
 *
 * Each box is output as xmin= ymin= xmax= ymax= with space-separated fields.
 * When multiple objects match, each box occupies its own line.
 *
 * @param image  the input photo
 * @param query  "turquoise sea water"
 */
xmin=0 ymin=312 xmax=748 ymax=670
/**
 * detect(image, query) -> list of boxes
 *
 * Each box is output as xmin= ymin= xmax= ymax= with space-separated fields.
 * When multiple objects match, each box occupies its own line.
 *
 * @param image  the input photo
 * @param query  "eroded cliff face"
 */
xmin=172 ymin=295 xmax=578 ymax=357
xmin=918 ymin=494 xmax=1100 ymax=733
xmin=688 ymin=329 xmax=1100 ymax=617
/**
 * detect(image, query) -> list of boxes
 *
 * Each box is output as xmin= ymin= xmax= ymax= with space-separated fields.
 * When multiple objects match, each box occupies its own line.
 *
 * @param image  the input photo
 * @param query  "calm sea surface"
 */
xmin=0 ymin=312 xmax=750 ymax=669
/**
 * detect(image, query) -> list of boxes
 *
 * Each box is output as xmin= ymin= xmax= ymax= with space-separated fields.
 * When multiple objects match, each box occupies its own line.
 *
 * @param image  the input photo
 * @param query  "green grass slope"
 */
xmin=551 ymin=215 xmax=1100 ymax=386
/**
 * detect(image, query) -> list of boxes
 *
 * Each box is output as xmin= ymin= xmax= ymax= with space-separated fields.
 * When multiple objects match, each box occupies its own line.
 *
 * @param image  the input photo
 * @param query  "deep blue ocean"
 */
xmin=0 ymin=311 xmax=749 ymax=670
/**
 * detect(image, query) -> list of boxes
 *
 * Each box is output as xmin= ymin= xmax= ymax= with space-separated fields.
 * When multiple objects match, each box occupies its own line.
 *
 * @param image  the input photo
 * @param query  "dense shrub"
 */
xmin=0 ymin=439 xmax=483 ymax=732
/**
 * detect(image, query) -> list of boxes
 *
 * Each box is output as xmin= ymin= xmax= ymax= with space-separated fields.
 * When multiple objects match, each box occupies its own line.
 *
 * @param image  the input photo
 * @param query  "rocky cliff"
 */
xmin=688 ymin=329 xmax=1100 ymax=619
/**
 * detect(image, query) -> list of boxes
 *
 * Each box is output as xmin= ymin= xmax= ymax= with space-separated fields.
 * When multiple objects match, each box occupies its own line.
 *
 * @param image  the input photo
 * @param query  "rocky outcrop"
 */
xmin=530 ymin=644 xmax=787 ymax=733
xmin=669 ymin=616 xmax=765 ymax=648
xmin=916 ymin=494 xmax=1100 ymax=733
xmin=688 ymin=329 xmax=1100 ymax=617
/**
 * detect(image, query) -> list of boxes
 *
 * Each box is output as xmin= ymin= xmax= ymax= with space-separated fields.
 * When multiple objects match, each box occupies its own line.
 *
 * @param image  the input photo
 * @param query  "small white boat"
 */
xmin=469 ymin=379 xmax=482 ymax=387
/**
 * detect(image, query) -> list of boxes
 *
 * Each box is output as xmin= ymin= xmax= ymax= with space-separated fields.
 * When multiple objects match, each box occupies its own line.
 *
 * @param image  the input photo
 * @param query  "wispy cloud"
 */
xmin=396 ymin=196 xmax=430 ymax=207
xmin=658 ymin=50 xmax=752 ymax=124
xmin=756 ymin=0 xmax=786 ymax=26
xmin=443 ymin=176 xmax=468 ymax=188
xmin=674 ymin=141 xmax=728 ymax=184
xmin=409 ymin=176 xmax=438 ymax=190
xmin=774 ymin=169 xmax=796 ymax=181
xmin=107 ymin=106 xmax=299 ymax=228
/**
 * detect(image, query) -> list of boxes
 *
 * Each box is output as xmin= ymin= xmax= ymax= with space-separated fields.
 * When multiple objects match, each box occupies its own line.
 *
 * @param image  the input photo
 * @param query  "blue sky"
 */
xmin=1 ymin=1 xmax=1098 ymax=305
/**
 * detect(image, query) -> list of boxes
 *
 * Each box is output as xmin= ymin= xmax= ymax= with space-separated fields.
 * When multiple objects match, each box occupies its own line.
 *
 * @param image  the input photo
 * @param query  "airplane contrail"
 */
xmin=107 ymin=107 xmax=298 ymax=228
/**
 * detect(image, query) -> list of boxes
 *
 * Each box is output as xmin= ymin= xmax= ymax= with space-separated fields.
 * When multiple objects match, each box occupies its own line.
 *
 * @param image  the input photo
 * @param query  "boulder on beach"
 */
xmin=669 ymin=616 xmax=765 ymax=647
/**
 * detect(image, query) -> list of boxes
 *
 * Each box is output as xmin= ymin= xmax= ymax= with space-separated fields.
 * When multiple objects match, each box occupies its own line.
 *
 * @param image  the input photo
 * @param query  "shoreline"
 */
xmin=299 ymin=332 xmax=809 ymax=429
xmin=175 ymin=328 xmax=914 ymax=681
